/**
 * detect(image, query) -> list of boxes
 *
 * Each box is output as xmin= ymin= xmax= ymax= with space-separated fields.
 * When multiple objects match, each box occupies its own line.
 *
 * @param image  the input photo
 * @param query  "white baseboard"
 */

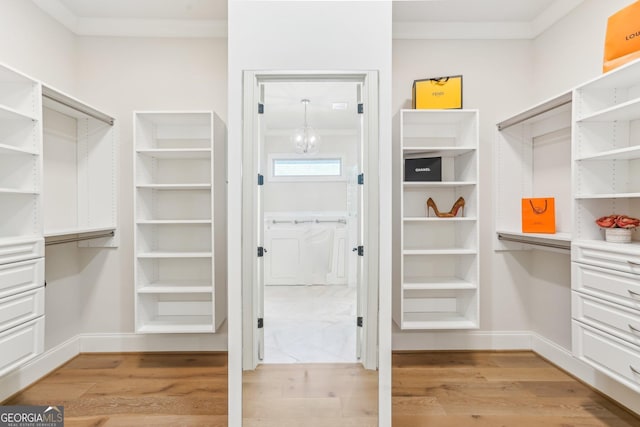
xmin=0 ymin=335 xmax=80 ymax=402
xmin=79 ymin=332 xmax=228 ymax=353
xmin=392 ymin=330 xmax=532 ymax=351
xmin=531 ymin=332 xmax=640 ymax=416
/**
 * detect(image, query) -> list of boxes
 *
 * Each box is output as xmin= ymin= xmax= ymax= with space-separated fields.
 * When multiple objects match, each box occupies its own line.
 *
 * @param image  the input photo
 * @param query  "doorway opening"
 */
xmin=242 ymin=71 xmax=379 ymax=371
xmin=260 ymin=81 xmax=361 ymax=363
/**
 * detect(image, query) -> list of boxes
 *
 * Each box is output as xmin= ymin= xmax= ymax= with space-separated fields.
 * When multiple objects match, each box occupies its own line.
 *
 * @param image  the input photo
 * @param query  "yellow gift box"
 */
xmin=412 ymin=75 xmax=463 ymax=109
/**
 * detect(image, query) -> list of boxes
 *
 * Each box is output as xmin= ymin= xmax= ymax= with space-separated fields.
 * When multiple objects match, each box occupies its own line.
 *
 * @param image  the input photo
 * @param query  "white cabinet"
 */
xmin=134 ymin=111 xmax=226 ymax=333
xmin=42 ymin=86 xmax=117 ymax=246
xmin=495 ymin=92 xmax=573 ymax=251
xmin=571 ymin=59 xmax=640 ymax=393
xmin=395 ymin=109 xmax=479 ymax=330
xmin=263 ymin=214 xmax=348 ymax=286
xmin=0 ymin=64 xmax=44 ymax=375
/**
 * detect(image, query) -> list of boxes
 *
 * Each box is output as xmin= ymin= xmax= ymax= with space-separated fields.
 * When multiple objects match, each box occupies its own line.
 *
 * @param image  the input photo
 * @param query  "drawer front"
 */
xmin=0 ymin=288 xmax=45 ymax=333
xmin=573 ymin=321 xmax=640 ymax=393
xmin=572 ymin=291 xmax=640 ymax=347
xmin=572 ymin=262 xmax=640 ymax=311
xmin=0 ymin=258 xmax=44 ymax=299
xmin=0 ymin=317 xmax=44 ymax=377
xmin=0 ymin=238 xmax=44 ymax=265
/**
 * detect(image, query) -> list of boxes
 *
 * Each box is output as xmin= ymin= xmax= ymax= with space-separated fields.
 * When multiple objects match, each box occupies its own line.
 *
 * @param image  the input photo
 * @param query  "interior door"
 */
xmin=355 ymin=82 xmax=367 ymax=363
xmin=256 ymin=83 xmax=266 ymax=362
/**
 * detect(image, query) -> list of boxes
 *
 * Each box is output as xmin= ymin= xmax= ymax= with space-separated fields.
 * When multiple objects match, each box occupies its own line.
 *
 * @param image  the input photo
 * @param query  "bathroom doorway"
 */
xmin=260 ymin=81 xmax=361 ymax=363
xmin=242 ymin=71 xmax=379 ymax=370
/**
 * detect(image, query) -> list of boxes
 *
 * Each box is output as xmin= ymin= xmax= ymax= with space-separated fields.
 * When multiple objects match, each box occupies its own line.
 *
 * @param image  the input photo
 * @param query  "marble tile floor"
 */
xmin=263 ymin=284 xmax=358 ymax=364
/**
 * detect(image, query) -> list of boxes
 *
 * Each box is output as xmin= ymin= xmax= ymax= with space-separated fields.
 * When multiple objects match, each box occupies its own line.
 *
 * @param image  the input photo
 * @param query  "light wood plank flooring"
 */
xmin=3 ymin=351 xmax=639 ymax=426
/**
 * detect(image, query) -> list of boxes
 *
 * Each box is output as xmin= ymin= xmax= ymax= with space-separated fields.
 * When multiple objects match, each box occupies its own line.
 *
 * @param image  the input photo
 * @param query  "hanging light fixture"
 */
xmin=291 ymin=98 xmax=320 ymax=154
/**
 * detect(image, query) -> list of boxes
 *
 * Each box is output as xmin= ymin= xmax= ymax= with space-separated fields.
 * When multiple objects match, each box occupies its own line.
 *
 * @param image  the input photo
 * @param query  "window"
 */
xmin=268 ymin=155 xmax=346 ymax=182
xmin=273 ymin=158 xmax=341 ymax=177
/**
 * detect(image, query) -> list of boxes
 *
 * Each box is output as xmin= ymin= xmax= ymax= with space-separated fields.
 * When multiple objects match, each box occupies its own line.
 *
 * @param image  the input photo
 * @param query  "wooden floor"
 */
xmin=3 ymin=351 xmax=639 ymax=426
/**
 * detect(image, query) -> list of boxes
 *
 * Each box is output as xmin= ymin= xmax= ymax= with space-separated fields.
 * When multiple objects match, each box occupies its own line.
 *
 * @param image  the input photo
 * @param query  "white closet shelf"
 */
xmin=0 ymin=144 xmax=37 ymax=156
xmin=136 ymin=317 xmax=213 ymax=333
xmin=403 ymin=249 xmax=477 ymax=256
xmin=403 ymin=277 xmax=476 ymax=290
xmin=401 ymin=109 xmax=478 ymax=124
xmin=404 ymin=217 xmax=476 ymax=222
xmin=403 ymin=147 xmax=476 ymax=157
xmin=136 ymin=184 xmax=211 ymax=190
xmin=577 ymin=98 xmax=640 ymax=123
xmin=137 ymin=283 xmax=213 ymax=294
xmin=137 ymin=252 xmax=212 ymax=259
xmin=573 ymin=239 xmax=640 ymax=253
xmin=575 ymin=193 xmax=640 ymax=199
xmin=0 ymin=188 xmax=39 ymax=195
xmin=0 ymin=104 xmax=37 ymax=122
xmin=44 ymin=226 xmax=116 ymax=238
xmin=401 ymin=313 xmax=478 ymax=330
xmin=136 ymin=149 xmax=211 ymax=159
xmin=496 ymin=230 xmax=571 ymax=251
xmin=403 ymin=181 xmax=476 ymax=188
xmin=576 ymin=146 xmax=640 ymax=161
xmin=136 ymin=220 xmax=212 ymax=225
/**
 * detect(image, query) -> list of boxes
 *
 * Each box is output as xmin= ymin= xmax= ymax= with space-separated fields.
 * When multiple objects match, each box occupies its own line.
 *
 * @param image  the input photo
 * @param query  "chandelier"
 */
xmin=290 ymin=98 xmax=320 ymax=154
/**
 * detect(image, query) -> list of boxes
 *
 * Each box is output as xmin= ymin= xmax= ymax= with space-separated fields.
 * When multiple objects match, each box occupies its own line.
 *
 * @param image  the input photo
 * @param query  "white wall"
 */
xmin=533 ymin=0 xmax=635 ymax=102
xmin=392 ymin=39 xmax=536 ymax=347
xmin=227 ymin=2 xmax=392 ymax=425
xmin=73 ymin=36 xmax=228 ymax=346
xmin=0 ymin=0 xmax=76 ymax=93
xmin=263 ymin=134 xmax=357 ymax=213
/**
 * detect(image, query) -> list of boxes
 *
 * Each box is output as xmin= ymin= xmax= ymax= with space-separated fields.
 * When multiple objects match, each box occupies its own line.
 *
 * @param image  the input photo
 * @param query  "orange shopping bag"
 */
xmin=603 ymin=1 xmax=640 ymax=73
xmin=522 ymin=198 xmax=555 ymax=234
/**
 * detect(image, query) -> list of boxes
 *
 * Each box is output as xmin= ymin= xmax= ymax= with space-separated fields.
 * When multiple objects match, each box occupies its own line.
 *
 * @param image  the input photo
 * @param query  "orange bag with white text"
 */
xmin=603 ymin=1 xmax=640 ymax=73
xmin=522 ymin=198 xmax=556 ymax=234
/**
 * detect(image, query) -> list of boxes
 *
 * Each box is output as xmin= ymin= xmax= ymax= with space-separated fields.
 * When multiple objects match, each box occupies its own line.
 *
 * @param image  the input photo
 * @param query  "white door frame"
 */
xmin=241 ymin=70 xmax=380 ymax=370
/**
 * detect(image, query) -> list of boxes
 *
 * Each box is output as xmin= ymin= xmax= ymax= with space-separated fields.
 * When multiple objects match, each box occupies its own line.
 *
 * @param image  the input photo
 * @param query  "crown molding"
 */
xmin=33 ymin=0 xmax=227 ymax=38
xmin=34 ymin=0 xmax=582 ymax=40
xmin=76 ymin=18 xmax=227 ymax=38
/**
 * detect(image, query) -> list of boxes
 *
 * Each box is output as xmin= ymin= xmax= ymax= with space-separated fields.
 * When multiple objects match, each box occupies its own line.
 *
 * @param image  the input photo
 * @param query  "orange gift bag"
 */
xmin=603 ymin=1 xmax=640 ymax=73
xmin=522 ymin=198 xmax=556 ymax=234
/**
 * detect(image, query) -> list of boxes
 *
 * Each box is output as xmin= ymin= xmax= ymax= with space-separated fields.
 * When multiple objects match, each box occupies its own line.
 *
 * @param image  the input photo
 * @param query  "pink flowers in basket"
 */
xmin=595 ymin=214 xmax=640 ymax=229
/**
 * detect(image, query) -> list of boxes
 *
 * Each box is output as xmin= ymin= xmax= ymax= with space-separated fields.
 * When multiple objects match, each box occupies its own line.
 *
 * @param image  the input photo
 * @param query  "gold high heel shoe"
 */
xmin=426 ymin=197 xmax=465 ymax=218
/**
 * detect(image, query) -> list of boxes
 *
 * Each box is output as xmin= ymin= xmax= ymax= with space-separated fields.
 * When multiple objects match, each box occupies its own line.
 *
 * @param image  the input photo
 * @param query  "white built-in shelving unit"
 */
xmin=0 ymin=62 xmax=120 ymax=376
xmin=134 ymin=111 xmax=226 ymax=333
xmin=0 ymin=64 xmax=44 ymax=376
xmin=394 ymin=109 xmax=479 ymax=330
xmin=495 ymin=91 xmax=573 ymax=252
xmin=571 ymin=59 xmax=640 ymax=394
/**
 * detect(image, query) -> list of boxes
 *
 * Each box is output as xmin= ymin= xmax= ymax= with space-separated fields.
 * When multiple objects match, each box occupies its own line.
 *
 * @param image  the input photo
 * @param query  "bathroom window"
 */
xmin=269 ymin=155 xmax=345 ymax=182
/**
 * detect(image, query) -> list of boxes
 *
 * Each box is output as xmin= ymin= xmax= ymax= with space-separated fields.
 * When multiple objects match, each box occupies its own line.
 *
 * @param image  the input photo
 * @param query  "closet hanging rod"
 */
xmin=42 ymin=86 xmax=115 ymax=126
xmin=497 ymin=233 xmax=570 ymax=251
xmin=45 ymin=231 xmax=115 ymax=246
xmin=270 ymin=219 xmax=347 ymax=224
xmin=497 ymin=91 xmax=572 ymax=131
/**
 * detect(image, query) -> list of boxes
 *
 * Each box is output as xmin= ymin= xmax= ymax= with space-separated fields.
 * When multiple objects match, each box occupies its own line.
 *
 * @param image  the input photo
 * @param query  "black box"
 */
xmin=404 ymin=157 xmax=442 ymax=182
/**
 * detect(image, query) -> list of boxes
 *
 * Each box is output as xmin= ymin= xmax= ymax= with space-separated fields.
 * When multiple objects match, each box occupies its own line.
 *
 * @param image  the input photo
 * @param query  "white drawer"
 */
xmin=572 ymin=291 xmax=640 ymax=347
xmin=572 ymin=262 xmax=640 ymax=311
xmin=0 ymin=287 xmax=45 ymax=333
xmin=0 ymin=317 xmax=44 ymax=377
xmin=0 ymin=237 xmax=44 ymax=265
xmin=0 ymin=258 xmax=44 ymax=299
xmin=573 ymin=321 xmax=640 ymax=393
xmin=573 ymin=242 xmax=640 ymax=275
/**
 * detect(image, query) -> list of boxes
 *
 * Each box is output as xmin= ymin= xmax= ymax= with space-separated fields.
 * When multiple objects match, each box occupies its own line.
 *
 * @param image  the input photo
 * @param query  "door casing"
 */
xmin=241 ymin=70 xmax=380 ymax=370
